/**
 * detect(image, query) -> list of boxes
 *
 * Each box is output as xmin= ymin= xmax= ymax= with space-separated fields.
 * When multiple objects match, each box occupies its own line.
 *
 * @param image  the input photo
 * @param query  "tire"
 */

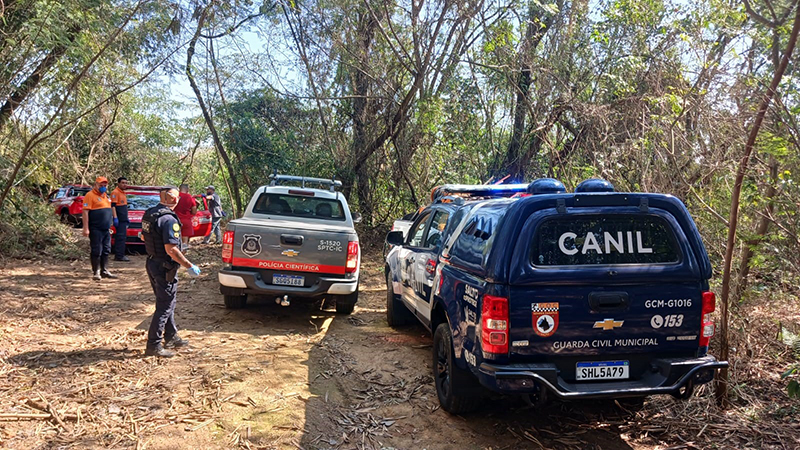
xmin=224 ymin=294 xmax=247 ymax=309
xmin=335 ymin=289 xmax=358 ymax=314
xmin=60 ymin=210 xmax=70 ymax=224
xmin=386 ymin=272 xmax=412 ymax=327
xmin=433 ymin=323 xmax=483 ymax=414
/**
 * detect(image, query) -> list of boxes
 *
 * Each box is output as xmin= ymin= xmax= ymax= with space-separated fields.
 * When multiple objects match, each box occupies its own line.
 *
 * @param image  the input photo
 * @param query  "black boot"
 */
xmin=144 ymin=344 xmax=175 ymax=358
xmin=164 ymin=335 xmax=189 ymax=349
xmin=91 ymin=257 xmax=101 ymax=281
xmin=100 ymin=255 xmax=117 ymax=279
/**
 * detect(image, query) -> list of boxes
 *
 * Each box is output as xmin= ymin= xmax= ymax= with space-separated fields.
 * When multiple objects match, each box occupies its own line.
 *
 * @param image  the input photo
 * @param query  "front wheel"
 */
xmin=386 ymin=272 xmax=413 ymax=327
xmin=224 ymin=294 xmax=247 ymax=309
xmin=433 ymin=323 xmax=483 ymax=414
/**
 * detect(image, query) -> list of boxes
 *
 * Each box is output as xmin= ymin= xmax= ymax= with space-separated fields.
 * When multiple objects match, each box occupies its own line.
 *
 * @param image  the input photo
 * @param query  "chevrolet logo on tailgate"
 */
xmin=281 ymin=249 xmax=299 ymax=257
xmin=594 ymin=319 xmax=624 ymax=330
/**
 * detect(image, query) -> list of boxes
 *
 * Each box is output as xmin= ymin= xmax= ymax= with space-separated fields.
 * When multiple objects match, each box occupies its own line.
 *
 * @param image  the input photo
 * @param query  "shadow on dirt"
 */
xmin=9 ymin=348 xmax=141 ymax=369
xmin=132 ymin=294 xmax=341 ymax=337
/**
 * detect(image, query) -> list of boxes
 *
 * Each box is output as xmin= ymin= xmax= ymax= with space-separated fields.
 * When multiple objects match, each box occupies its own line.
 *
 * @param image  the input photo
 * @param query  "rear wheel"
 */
xmin=433 ymin=323 xmax=483 ymax=414
xmin=386 ymin=272 xmax=413 ymax=327
xmin=224 ymin=294 xmax=247 ymax=309
xmin=335 ymin=289 xmax=358 ymax=314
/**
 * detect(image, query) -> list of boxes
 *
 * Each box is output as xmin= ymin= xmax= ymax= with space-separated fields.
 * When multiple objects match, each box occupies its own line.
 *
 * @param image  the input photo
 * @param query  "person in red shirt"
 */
xmin=174 ymin=184 xmax=197 ymax=247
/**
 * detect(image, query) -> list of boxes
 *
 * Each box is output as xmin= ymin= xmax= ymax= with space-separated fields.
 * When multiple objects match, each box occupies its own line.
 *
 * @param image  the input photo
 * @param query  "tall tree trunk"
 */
xmin=500 ymin=5 xmax=555 ymax=180
xmin=185 ymin=3 xmax=244 ymax=216
xmin=716 ymin=3 xmax=800 ymax=406
xmin=350 ymin=11 xmax=378 ymax=223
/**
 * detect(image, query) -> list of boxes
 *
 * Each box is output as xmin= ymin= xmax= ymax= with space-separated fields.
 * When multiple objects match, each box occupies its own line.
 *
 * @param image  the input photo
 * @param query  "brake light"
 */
xmin=481 ymin=294 xmax=509 ymax=355
xmin=699 ymin=291 xmax=715 ymax=347
xmin=288 ymin=189 xmax=315 ymax=197
xmin=222 ymin=231 xmax=234 ymax=263
xmin=345 ymin=241 xmax=359 ymax=273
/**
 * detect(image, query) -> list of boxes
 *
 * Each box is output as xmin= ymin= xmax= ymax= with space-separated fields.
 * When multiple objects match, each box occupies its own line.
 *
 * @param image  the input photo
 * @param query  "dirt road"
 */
xmin=0 ymin=246 xmax=736 ymax=449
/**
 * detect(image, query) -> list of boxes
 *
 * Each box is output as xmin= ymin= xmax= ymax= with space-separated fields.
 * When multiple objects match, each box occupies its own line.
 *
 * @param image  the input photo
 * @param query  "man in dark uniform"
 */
xmin=82 ymin=176 xmax=117 ymax=281
xmin=111 ymin=177 xmax=131 ymax=261
xmin=141 ymin=187 xmax=201 ymax=357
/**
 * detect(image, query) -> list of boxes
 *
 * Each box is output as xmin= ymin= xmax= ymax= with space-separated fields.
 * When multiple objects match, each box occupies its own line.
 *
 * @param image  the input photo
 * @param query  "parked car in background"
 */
xmin=110 ymin=186 xmax=212 ymax=249
xmin=48 ymin=184 xmax=91 ymax=226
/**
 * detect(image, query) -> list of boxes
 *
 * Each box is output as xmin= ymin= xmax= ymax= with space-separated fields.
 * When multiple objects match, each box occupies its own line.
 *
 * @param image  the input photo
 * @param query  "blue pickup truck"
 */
xmin=385 ymin=179 xmax=728 ymax=413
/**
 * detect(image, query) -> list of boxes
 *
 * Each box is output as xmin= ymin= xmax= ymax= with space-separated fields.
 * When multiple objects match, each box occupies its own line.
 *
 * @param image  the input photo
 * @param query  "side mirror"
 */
xmin=386 ymin=230 xmax=405 ymax=247
xmin=352 ymin=212 xmax=363 ymax=224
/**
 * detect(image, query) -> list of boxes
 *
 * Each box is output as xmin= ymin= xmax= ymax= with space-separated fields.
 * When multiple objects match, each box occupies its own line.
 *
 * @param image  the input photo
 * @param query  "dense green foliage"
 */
xmin=1 ymin=0 xmax=800 ymax=395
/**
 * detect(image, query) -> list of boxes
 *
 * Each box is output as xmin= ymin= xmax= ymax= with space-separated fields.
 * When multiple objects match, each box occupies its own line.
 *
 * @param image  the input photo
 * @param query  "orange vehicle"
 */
xmin=48 ymin=184 xmax=92 ymax=225
xmin=110 ymin=186 xmax=213 ymax=249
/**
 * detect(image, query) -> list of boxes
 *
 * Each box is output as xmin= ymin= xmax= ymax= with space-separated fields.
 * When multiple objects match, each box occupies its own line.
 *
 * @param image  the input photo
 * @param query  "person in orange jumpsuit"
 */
xmin=82 ymin=176 xmax=118 ymax=280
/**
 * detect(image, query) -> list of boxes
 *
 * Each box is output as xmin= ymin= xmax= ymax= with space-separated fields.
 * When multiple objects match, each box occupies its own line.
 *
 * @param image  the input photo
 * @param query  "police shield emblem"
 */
xmin=532 ymin=302 xmax=559 ymax=337
xmin=241 ymin=234 xmax=262 ymax=257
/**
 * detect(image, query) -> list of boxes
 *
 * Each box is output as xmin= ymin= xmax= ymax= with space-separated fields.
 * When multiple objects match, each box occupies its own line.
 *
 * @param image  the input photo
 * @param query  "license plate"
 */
xmin=272 ymin=274 xmax=304 ymax=287
xmin=576 ymin=361 xmax=629 ymax=381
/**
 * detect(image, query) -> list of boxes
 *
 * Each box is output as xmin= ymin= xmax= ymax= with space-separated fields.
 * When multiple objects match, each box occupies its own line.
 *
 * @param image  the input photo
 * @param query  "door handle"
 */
xmin=281 ymin=234 xmax=304 ymax=245
xmin=588 ymin=291 xmax=629 ymax=312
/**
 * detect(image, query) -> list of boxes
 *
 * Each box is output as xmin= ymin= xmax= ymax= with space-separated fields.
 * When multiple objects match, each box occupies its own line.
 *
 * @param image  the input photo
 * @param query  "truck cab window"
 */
xmin=408 ymin=213 xmax=431 ymax=247
xmin=424 ymin=211 xmax=450 ymax=249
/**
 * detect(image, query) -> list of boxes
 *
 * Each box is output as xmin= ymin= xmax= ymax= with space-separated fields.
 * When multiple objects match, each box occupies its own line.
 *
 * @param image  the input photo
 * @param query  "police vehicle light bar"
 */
xmin=430 ymin=184 xmax=529 ymax=202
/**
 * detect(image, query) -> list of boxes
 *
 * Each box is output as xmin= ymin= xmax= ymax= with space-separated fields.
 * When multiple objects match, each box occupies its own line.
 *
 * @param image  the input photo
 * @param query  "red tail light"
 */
xmin=345 ymin=241 xmax=359 ymax=273
xmin=481 ymin=294 xmax=509 ymax=355
xmin=699 ymin=291 xmax=715 ymax=347
xmin=222 ymin=231 xmax=234 ymax=263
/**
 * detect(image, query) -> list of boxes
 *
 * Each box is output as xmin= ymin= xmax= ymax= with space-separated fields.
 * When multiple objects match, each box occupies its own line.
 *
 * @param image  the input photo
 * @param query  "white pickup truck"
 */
xmin=218 ymin=175 xmax=361 ymax=314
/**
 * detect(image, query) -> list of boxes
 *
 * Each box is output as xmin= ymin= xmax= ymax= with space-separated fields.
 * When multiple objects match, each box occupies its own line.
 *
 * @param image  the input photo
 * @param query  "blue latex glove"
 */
xmin=188 ymin=265 xmax=201 ymax=277
xmin=113 ymin=217 xmax=119 ymax=227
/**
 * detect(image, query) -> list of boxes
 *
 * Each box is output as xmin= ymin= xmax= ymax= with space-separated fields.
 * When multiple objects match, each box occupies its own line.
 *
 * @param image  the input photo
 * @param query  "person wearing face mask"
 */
xmin=140 ymin=186 xmax=201 ymax=357
xmin=82 ymin=176 xmax=117 ymax=281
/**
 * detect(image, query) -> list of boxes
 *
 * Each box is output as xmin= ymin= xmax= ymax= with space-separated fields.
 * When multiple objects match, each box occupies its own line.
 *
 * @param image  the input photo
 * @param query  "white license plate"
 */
xmin=576 ymin=361 xmax=629 ymax=381
xmin=272 ymin=274 xmax=304 ymax=287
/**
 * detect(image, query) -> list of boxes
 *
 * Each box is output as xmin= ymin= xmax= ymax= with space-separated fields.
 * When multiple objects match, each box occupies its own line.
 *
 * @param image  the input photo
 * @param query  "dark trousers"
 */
xmin=203 ymin=217 xmax=222 ymax=243
xmin=114 ymin=221 xmax=129 ymax=258
xmin=89 ymin=228 xmax=111 ymax=258
xmin=146 ymin=258 xmax=179 ymax=348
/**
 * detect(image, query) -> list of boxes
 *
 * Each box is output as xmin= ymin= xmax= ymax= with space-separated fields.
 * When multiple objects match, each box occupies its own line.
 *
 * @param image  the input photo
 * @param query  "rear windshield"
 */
xmin=253 ymin=193 xmax=346 ymax=221
xmin=532 ymin=215 xmax=680 ymax=266
xmin=128 ymin=194 xmax=160 ymax=211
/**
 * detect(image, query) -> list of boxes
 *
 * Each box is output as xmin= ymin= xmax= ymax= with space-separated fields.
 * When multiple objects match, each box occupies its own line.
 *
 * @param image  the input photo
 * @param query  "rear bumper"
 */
xmin=477 ymin=356 xmax=728 ymax=399
xmin=218 ymin=268 xmax=357 ymax=298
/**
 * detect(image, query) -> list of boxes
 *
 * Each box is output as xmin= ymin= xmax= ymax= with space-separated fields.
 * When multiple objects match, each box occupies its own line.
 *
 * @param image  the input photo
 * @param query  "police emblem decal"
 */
xmin=241 ymin=234 xmax=262 ymax=257
xmin=532 ymin=302 xmax=559 ymax=337
xmin=172 ymin=223 xmax=180 ymax=231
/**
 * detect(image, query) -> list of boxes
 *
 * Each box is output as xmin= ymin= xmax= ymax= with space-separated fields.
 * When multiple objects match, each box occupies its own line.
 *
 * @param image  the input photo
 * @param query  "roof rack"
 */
xmin=269 ymin=174 xmax=342 ymax=192
xmin=430 ymin=184 xmax=529 ymax=202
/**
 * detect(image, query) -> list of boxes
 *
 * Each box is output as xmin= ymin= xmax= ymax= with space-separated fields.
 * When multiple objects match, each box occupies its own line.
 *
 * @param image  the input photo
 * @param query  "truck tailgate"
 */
xmin=230 ymin=219 xmax=354 ymax=276
xmin=508 ymin=283 xmax=703 ymax=357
